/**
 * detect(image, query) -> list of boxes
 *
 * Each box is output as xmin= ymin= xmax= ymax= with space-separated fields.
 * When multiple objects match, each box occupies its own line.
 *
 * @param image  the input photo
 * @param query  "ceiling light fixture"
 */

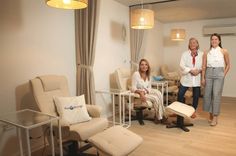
xmin=171 ymin=29 xmax=186 ymax=41
xmin=130 ymin=0 xmax=154 ymax=29
xmin=131 ymin=9 xmax=154 ymax=29
xmin=46 ymin=0 xmax=88 ymax=9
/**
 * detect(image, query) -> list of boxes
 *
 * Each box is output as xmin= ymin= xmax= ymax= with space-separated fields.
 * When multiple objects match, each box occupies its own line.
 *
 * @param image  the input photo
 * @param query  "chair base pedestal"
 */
xmin=63 ymin=141 xmax=96 ymax=156
xmin=136 ymin=109 xmax=145 ymax=125
xmin=166 ymin=115 xmax=193 ymax=132
xmin=128 ymin=109 xmax=154 ymax=125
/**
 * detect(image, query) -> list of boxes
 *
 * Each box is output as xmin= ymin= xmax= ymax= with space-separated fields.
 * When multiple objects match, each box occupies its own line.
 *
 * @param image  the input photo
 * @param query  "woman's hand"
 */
xmin=140 ymin=91 xmax=146 ymax=102
xmin=201 ymin=78 xmax=206 ymax=87
xmin=134 ymin=90 xmax=147 ymax=102
xmin=190 ymin=69 xmax=201 ymax=76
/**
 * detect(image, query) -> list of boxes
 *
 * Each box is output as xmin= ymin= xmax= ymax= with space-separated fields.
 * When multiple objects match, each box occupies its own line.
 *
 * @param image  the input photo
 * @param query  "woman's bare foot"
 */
xmin=191 ymin=112 xmax=197 ymax=118
xmin=210 ymin=116 xmax=217 ymax=126
xmin=208 ymin=113 xmax=213 ymax=123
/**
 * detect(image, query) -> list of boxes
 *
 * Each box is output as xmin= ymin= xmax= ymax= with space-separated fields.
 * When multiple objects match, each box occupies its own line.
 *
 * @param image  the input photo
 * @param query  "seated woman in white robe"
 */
xmin=132 ymin=59 xmax=168 ymax=124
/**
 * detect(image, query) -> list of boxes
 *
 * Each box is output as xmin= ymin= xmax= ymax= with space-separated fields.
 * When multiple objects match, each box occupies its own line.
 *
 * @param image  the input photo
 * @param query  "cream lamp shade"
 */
xmin=171 ymin=29 xmax=186 ymax=41
xmin=131 ymin=9 xmax=154 ymax=29
xmin=46 ymin=0 xmax=88 ymax=9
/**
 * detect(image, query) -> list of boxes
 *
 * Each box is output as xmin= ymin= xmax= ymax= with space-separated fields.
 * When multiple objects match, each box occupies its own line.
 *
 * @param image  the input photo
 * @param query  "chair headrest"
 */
xmin=116 ymin=68 xmax=130 ymax=78
xmin=115 ymin=68 xmax=131 ymax=91
xmin=38 ymin=75 xmax=62 ymax=91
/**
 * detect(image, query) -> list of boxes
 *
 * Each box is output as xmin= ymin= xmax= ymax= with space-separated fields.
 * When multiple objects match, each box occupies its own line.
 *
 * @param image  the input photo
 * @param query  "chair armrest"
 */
xmin=166 ymin=72 xmax=180 ymax=81
xmin=60 ymin=118 xmax=70 ymax=127
xmin=51 ymin=118 xmax=71 ymax=140
xmin=167 ymin=80 xmax=176 ymax=86
xmin=86 ymin=105 xmax=102 ymax=117
xmin=52 ymin=117 xmax=70 ymax=127
xmin=130 ymin=92 xmax=140 ymax=98
xmin=167 ymin=71 xmax=179 ymax=78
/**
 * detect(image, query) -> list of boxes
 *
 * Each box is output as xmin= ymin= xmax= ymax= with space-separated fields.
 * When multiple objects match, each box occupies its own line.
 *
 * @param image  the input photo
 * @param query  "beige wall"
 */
xmin=0 ymin=0 xmax=130 ymax=154
xmin=0 ymin=0 xmax=235 ymax=155
xmin=93 ymin=1 xmax=164 ymax=117
xmin=94 ymin=0 xmax=130 ymax=117
xmin=0 ymin=0 xmax=76 ymax=155
xmin=163 ymin=18 xmax=236 ymax=97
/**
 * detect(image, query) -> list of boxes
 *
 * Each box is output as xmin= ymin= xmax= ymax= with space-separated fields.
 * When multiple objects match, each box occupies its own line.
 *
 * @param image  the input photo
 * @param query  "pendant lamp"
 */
xmin=171 ymin=29 xmax=186 ymax=41
xmin=46 ymin=0 xmax=88 ymax=9
xmin=131 ymin=8 xmax=154 ymax=29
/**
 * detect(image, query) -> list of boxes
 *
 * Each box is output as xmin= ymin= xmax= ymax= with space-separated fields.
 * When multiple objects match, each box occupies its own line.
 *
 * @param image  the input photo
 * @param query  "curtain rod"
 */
xmin=129 ymin=0 xmax=178 ymax=8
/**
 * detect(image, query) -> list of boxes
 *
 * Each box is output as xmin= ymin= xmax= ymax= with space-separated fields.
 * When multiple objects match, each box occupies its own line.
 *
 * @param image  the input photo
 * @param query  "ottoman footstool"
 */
xmin=166 ymin=101 xmax=195 ymax=132
xmin=88 ymin=126 xmax=143 ymax=156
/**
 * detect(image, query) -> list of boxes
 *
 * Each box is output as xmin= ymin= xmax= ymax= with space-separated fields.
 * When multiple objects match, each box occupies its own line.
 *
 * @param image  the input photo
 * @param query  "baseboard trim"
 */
xmin=222 ymin=96 xmax=236 ymax=102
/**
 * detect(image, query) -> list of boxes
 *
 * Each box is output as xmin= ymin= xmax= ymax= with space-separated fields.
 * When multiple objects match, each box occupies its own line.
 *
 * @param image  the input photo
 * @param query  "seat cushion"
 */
xmin=166 ymin=101 xmax=195 ymax=118
xmin=88 ymin=126 xmax=143 ymax=156
xmin=185 ymin=90 xmax=192 ymax=98
xmin=70 ymin=117 xmax=108 ymax=141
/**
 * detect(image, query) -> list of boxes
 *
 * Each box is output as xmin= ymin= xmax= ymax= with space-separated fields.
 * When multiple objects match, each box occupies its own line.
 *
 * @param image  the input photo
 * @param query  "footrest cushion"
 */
xmin=166 ymin=101 xmax=195 ymax=118
xmin=88 ymin=125 xmax=143 ymax=156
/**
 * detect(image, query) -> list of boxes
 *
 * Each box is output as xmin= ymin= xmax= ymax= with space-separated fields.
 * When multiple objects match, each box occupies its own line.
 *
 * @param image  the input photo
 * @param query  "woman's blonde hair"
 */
xmin=139 ymin=58 xmax=151 ymax=80
xmin=188 ymin=37 xmax=199 ymax=50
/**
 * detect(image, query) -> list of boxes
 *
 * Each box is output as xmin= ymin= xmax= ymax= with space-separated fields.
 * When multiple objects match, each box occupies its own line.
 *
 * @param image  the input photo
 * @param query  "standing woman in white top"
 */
xmin=202 ymin=33 xmax=230 ymax=126
xmin=178 ymin=38 xmax=203 ymax=118
xmin=132 ymin=59 xmax=167 ymax=124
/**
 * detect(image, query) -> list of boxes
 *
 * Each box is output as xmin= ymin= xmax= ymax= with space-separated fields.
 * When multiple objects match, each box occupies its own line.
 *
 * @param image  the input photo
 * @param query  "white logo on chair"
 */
xmin=64 ymin=105 xmax=83 ymax=110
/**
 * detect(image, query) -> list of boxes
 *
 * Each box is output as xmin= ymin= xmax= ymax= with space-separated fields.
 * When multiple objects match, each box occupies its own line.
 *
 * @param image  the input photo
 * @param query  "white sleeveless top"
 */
xmin=207 ymin=46 xmax=225 ymax=67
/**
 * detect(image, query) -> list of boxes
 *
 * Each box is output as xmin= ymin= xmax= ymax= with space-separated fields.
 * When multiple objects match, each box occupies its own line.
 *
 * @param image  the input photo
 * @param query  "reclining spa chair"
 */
xmin=30 ymin=75 xmax=108 ymax=155
xmin=160 ymin=64 xmax=179 ymax=103
xmin=166 ymin=101 xmax=195 ymax=132
xmin=160 ymin=64 xmax=180 ymax=83
xmin=31 ymin=75 xmax=143 ymax=155
xmin=160 ymin=64 xmax=194 ymax=104
xmin=114 ymin=68 xmax=153 ymax=125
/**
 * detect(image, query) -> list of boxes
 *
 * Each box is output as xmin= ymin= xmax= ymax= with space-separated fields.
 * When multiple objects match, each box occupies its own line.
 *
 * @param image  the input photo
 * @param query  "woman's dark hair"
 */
xmin=139 ymin=58 xmax=151 ymax=80
xmin=210 ymin=33 xmax=222 ymax=48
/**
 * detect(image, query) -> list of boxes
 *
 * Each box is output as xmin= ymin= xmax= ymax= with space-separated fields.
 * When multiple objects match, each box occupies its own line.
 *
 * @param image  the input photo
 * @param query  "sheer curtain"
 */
xmin=130 ymin=7 xmax=144 ymax=73
xmin=75 ymin=0 xmax=99 ymax=104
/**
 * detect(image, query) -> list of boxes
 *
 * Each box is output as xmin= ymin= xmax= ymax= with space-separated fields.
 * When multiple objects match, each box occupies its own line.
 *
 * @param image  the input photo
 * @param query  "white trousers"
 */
xmin=145 ymin=89 xmax=165 ymax=120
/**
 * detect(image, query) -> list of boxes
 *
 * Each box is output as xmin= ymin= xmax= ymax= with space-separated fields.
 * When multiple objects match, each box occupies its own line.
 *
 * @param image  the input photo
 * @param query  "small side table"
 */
xmin=0 ymin=109 xmax=63 ymax=156
xmin=96 ymin=90 xmax=132 ymax=128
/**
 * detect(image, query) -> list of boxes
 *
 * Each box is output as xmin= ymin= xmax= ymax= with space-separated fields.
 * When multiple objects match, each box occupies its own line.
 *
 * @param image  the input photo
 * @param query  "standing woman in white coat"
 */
xmin=202 ymin=33 xmax=230 ymax=126
xmin=178 ymin=37 xmax=203 ymax=119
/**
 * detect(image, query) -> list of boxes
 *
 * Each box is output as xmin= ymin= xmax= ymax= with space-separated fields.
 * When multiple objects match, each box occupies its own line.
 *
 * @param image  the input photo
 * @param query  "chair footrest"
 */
xmin=166 ymin=101 xmax=195 ymax=118
xmin=88 ymin=126 xmax=143 ymax=156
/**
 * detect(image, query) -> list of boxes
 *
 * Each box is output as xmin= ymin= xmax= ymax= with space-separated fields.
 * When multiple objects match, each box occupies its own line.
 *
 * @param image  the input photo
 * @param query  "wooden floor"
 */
xmin=34 ymin=97 xmax=236 ymax=156
xmin=128 ymin=97 xmax=236 ymax=156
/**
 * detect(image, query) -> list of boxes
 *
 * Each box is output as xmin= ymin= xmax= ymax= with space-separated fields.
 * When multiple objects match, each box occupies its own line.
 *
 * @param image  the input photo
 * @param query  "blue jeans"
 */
xmin=177 ymin=84 xmax=200 ymax=110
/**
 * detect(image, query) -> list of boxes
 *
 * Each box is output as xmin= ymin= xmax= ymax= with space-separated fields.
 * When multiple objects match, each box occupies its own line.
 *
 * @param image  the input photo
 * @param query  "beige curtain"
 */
xmin=130 ymin=7 xmax=144 ymax=73
xmin=130 ymin=29 xmax=144 ymax=72
xmin=75 ymin=0 xmax=99 ymax=104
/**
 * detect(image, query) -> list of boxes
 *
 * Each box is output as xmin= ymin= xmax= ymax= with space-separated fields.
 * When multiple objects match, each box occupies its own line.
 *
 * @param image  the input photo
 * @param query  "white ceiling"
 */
xmin=114 ymin=0 xmax=236 ymax=23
